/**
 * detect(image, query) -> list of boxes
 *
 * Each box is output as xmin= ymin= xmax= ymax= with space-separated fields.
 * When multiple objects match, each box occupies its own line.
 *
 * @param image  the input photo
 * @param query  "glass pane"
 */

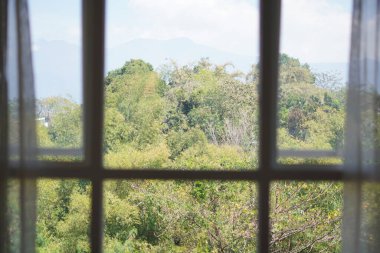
xmin=36 ymin=180 xmax=91 ymax=252
xmin=270 ymin=181 xmax=343 ymax=252
xmin=29 ymin=0 xmax=83 ymax=160
xmin=103 ymin=180 xmax=257 ymax=252
xmin=277 ymin=0 xmax=352 ymax=165
xmin=104 ymin=0 xmax=259 ymax=170
xmin=357 ymin=183 xmax=380 ymax=251
xmin=6 ymin=180 xmax=21 ymax=252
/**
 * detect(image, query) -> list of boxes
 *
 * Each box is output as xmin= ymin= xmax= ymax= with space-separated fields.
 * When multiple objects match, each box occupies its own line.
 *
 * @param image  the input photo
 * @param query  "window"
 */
xmin=1 ymin=0 xmax=354 ymax=252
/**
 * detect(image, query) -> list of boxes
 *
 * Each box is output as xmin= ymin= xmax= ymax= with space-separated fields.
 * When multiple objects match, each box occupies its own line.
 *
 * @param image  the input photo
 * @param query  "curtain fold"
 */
xmin=343 ymin=0 xmax=380 ymax=252
xmin=3 ymin=0 xmax=37 ymax=252
xmin=0 ymin=1 xmax=9 ymax=252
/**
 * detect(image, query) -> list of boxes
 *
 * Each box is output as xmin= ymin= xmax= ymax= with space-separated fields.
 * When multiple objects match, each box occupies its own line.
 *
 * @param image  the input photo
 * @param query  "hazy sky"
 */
xmin=29 ymin=0 xmax=352 ymax=63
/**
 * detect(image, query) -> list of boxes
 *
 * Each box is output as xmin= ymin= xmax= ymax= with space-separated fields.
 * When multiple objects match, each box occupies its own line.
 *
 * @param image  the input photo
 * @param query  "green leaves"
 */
xmin=105 ymin=59 xmax=154 ymax=85
xmin=35 ymin=56 xmax=345 ymax=252
xmin=47 ymin=99 xmax=82 ymax=148
xmin=167 ymin=128 xmax=207 ymax=159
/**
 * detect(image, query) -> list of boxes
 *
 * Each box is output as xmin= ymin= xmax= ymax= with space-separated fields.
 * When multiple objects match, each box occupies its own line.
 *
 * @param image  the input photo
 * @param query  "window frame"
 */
xmin=2 ymin=0 xmax=345 ymax=252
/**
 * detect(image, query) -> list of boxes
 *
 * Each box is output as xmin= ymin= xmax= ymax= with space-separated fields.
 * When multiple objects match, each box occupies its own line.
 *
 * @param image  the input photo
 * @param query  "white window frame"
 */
xmin=1 ymin=0 xmax=345 ymax=253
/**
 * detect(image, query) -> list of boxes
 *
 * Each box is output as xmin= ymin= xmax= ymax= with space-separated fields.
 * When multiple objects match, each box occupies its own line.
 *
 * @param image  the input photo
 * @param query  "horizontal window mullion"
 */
xmin=275 ymin=164 xmax=343 ymax=171
xmin=37 ymin=148 xmax=83 ymax=157
xmin=8 ymin=167 xmax=343 ymax=181
xmin=278 ymin=149 xmax=342 ymax=158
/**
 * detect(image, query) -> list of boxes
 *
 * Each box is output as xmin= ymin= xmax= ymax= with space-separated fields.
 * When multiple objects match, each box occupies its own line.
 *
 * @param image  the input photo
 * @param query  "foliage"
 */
xmin=35 ymin=55 xmax=344 ymax=252
xmin=42 ymin=98 xmax=82 ymax=148
xmin=36 ymin=180 xmax=91 ymax=253
xmin=104 ymin=143 xmax=170 ymax=169
xmin=271 ymin=182 xmax=342 ymax=253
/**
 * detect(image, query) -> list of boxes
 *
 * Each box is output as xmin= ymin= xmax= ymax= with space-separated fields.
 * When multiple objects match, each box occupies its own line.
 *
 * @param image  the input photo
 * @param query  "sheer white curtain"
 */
xmin=2 ymin=0 xmax=37 ymax=252
xmin=343 ymin=0 xmax=380 ymax=252
xmin=0 ymin=1 xmax=9 ymax=252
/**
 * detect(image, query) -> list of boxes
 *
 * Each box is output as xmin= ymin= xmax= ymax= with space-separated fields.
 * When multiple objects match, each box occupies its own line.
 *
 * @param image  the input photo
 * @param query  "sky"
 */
xmin=29 ymin=0 xmax=352 ymax=63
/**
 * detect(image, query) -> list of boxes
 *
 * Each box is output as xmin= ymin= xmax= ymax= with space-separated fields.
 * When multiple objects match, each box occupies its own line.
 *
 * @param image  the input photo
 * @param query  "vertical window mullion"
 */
xmin=82 ymin=0 xmax=105 ymax=252
xmin=258 ymin=0 xmax=281 ymax=252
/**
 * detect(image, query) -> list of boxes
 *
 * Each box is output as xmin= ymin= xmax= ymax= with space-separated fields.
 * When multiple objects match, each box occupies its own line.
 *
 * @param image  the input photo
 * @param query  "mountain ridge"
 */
xmin=32 ymin=37 xmax=347 ymax=102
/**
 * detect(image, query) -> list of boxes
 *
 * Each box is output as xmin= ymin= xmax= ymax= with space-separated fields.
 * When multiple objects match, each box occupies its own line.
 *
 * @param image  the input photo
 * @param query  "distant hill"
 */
xmin=32 ymin=38 xmax=348 ymax=101
xmin=32 ymin=40 xmax=82 ymax=101
xmin=106 ymin=37 xmax=256 ymax=74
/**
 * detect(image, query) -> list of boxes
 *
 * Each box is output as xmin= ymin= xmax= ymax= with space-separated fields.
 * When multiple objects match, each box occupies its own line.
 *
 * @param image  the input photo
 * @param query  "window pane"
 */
xmin=104 ymin=0 xmax=259 ymax=170
xmin=103 ymin=180 xmax=257 ymax=252
xmin=36 ymin=180 xmax=91 ymax=252
xmin=276 ymin=0 xmax=352 ymax=165
xmin=356 ymin=183 xmax=380 ymax=251
xmin=6 ymin=180 xmax=21 ymax=252
xmin=29 ymin=1 xmax=83 ymax=161
xmin=270 ymin=181 xmax=343 ymax=252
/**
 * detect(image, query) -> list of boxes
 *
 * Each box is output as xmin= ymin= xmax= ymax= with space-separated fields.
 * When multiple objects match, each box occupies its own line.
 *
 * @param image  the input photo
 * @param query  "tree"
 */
xmin=279 ymin=53 xmax=315 ymax=84
xmin=47 ymin=98 xmax=82 ymax=147
xmin=35 ymin=55 xmax=345 ymax=252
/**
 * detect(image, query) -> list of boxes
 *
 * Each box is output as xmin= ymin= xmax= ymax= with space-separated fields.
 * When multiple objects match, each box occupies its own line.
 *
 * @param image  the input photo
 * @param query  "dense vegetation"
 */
xmin=33 ymin=55 xmax=344 ymax=252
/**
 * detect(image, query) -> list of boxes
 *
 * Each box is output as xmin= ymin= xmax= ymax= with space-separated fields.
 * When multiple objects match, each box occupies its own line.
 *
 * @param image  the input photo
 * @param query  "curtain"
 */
xmin=1 ymin=0 xmax=37 ymax=252
xmin=343 ymin=0 xmax=380 ymax=252
xmin=0 ymin=1 xmax=9 ymax=252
